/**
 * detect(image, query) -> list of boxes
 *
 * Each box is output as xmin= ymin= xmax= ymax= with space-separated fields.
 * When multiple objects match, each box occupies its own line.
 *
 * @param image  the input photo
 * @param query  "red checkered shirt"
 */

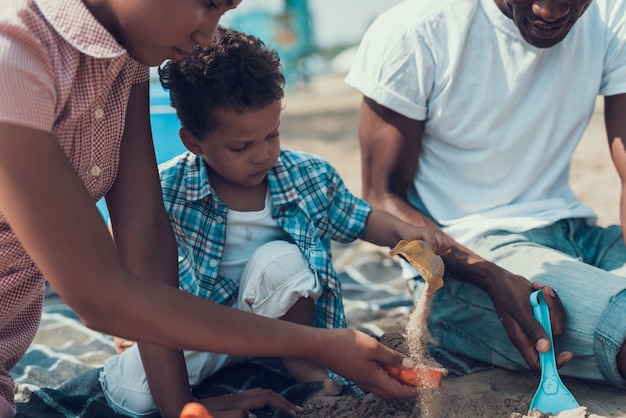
xmin=0 ymin=0 xmax=148 ymax=410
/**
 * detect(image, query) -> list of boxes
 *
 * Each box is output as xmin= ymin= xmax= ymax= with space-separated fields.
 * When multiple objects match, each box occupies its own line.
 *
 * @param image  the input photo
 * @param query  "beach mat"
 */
xmin=12 ymin=244 xmax=489 ymax=417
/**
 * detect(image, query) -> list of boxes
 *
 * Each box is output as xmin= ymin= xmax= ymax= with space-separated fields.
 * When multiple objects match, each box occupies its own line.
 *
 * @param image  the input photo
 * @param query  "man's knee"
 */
xmin=594 ymin=289 xmax=626 ymax=388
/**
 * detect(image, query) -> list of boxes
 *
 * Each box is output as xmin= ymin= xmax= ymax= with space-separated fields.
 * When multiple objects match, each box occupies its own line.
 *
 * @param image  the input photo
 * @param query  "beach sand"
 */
xmin=279 ymin=74 xmax=626 ymax=418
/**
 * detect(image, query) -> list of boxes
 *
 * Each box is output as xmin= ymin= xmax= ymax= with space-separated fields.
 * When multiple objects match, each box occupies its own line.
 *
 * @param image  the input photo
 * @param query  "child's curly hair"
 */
xmin=159 ymin=26 xmax=285 ymax=139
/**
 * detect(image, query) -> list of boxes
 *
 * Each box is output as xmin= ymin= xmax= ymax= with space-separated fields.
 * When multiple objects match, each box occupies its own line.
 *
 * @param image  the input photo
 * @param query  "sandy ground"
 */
xmin=279 ymin=74 xmax=626 ymax=417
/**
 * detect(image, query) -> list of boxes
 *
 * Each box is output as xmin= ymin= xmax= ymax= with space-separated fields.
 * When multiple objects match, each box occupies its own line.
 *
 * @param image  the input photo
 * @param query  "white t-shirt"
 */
xmin=346 ymin=0 xmax=626 ymax=244
xmin=219 ymin=191 xmax=289 ymax=281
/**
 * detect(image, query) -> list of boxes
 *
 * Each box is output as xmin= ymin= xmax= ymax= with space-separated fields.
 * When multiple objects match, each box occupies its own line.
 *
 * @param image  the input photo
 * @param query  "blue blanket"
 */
xmin=12 ymin=245 xmax=488 ymax=417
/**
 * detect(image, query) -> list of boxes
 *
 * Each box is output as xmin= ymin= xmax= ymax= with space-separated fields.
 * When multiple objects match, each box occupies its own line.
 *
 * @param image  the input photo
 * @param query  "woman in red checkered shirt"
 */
xmin=0 ymin=1 xmax=424 ymax=417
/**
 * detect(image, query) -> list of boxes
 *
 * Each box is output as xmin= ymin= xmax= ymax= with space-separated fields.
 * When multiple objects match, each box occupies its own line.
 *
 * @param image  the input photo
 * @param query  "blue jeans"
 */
xmin=409 ymin=218 xmax=626 ymax=388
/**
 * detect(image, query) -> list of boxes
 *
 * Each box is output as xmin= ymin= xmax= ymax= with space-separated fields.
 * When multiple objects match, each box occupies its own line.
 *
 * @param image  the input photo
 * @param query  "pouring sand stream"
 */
xmin=389 ymin=240 xmax=447 ymax=379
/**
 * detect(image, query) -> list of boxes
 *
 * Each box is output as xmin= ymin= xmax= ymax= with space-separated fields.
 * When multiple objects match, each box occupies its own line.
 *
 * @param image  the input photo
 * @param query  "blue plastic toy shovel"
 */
xmin=528 ymin=290 xmax=580 ymax=414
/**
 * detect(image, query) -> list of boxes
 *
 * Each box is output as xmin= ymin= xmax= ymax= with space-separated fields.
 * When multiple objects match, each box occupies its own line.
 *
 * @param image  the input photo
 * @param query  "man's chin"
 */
xmin=521 ymin=32 xmax=568 ymax=49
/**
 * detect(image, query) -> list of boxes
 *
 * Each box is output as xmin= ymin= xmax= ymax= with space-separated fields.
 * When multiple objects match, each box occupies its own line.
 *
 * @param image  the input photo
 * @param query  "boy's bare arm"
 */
xmin=361 ymin=209 xmax=452 ymax=255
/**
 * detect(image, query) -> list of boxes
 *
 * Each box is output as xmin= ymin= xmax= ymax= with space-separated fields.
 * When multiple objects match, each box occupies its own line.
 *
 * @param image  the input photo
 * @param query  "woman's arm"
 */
xmin=105 ymin=81 xmax=194 ymax=417
xmin=0 ymin=98 xmax=420 ymax=409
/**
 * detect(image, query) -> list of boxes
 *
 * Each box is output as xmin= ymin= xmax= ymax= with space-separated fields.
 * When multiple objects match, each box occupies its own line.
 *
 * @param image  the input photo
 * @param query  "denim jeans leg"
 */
xmin=416 ymin=220 xmax=626 ymax=387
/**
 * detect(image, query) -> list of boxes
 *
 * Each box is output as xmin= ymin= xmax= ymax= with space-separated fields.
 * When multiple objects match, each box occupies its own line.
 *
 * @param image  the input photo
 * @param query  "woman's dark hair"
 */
xmin=159 ymin=26 xmax=285 ymax=139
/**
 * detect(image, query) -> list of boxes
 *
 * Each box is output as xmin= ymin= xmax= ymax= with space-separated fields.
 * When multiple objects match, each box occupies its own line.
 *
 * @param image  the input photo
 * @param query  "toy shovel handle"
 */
xmin=529 ymin=290 xmax=559 ymax=379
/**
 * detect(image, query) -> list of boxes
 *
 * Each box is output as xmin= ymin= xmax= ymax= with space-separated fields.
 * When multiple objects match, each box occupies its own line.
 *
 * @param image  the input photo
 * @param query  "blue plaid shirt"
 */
xmin=159 ymin=149 xmax=372 ymax=329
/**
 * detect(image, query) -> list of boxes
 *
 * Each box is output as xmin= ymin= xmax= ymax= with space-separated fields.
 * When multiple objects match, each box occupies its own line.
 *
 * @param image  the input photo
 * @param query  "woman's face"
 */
xmin=495 ymin=0 xmax=593 ymax=48
xmin=85 ymin=0 xmax=242 ymax=66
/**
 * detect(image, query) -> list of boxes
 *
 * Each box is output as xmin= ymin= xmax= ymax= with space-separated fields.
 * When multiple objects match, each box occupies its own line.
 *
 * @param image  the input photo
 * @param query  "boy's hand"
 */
xmin=361 ymin=209 xmax=452 ymax=255
xmin=406 ymin=226 xmax=453 ymax=256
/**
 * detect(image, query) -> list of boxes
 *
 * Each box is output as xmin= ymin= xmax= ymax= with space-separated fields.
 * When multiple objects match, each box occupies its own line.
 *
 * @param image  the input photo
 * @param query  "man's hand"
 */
xmin=489 ymin=278 xmax=573 ymax=369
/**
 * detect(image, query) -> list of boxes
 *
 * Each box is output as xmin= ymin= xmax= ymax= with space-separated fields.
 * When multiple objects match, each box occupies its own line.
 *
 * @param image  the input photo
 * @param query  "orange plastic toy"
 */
xmin=180 ymin=402 xmax=214 ymax=418
xmin=384 ymin=365 xmax=444 ymax=388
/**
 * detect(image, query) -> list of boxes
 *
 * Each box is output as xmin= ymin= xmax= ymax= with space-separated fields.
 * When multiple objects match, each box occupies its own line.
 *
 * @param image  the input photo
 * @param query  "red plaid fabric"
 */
xmin=0 ymin=0 xmax=148 ymax=411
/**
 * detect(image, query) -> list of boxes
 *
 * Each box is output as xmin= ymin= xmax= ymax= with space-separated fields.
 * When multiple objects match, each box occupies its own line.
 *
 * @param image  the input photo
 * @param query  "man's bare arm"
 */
xmin=357 ymin=96 xmax=568 ymax=369
xmin=605 ymin=93 xmax=626 ymax=242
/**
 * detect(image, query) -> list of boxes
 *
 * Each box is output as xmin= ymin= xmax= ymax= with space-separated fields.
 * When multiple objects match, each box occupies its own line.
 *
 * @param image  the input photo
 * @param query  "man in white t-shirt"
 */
xmin=346 ymin=0 xmax=626 ymax=388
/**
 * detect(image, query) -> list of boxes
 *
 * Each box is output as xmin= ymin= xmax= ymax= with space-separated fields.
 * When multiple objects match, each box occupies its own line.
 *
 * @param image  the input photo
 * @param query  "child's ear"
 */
xmin=179 ymin=128 xmax=203 ymax=155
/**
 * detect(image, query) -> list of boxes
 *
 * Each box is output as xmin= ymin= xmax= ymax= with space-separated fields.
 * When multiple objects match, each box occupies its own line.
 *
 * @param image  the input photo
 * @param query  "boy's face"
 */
xmin=495 ymin=0 xmax=592 ymax=48
xmin=89 ymin=0 xmax=241 ymax=66
xmin=186 ymin=100 xmax=282 ymax=189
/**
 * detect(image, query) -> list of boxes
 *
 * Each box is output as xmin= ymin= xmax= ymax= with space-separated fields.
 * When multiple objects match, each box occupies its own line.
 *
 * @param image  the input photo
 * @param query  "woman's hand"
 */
xmin=314 ymin=328 xmax=419 ymax=400
xmin=198 ymin=388 xmax=303 ymax=418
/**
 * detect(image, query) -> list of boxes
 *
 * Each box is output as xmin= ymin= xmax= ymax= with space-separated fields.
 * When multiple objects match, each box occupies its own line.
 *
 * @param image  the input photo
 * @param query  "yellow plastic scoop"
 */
xmin=389 ymin=240 xmax=447 ymax=383
xmin=390 ymin=240 xmax=444 ymax=293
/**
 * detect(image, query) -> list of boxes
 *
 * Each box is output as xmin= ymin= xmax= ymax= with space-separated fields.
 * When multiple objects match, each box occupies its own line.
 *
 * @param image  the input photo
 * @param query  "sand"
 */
xmin=281 ymin=75 xmax=626 ymax=418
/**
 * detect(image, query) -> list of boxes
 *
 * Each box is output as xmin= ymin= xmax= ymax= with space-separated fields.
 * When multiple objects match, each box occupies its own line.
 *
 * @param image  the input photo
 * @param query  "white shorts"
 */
xmin=99 ymin=241 xmax=322 ymax=417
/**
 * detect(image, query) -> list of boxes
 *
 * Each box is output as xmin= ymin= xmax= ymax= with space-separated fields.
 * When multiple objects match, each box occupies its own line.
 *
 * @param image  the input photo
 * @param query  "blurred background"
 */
xmin=99 ymin=0 xmax=620 ymax=227
xmin=97 ymin=0 xmax=406 ymax=218
xmin=219 ymin=0 xmax=404 ymax=85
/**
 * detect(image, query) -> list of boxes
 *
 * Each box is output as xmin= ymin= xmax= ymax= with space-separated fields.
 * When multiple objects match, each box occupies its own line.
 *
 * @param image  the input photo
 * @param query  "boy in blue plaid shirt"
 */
xmin=101 ymin=27 xmax=451 ymax=418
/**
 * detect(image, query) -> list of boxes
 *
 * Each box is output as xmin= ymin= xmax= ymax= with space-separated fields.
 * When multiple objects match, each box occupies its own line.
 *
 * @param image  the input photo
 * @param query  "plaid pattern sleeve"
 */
xmin=159 ymin=153 xmax=239 ymax=305
xmin=159 ymin=149 xmax=372 ymax=329
xmin=269 ymin=149 xmax=372 ymax=329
